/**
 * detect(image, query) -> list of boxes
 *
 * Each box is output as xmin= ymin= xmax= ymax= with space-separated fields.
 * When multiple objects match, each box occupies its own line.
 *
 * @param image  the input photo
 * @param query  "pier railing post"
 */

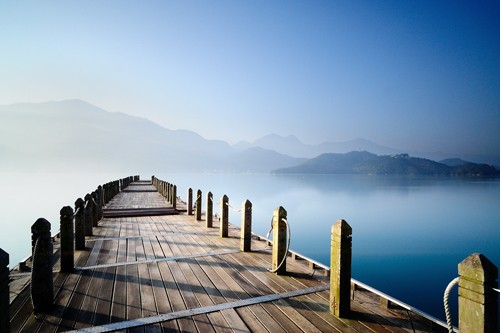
xmin=91 ymin=191 xmax=99 ymax=227
xmin=0 ymin=248 xmax=9 ymax=333
xmin=206 ymin=191 xmax=213 ymax=228
xmin=329 ymin=219 xmax=352 ymax=318
xmin=97 ymin=185 xmax=104 ymax=220
xmin=31 ymin=218 xmax=53 ymax=314
xmin=60 ymin=206 xmax=74 ymax=273
xmin=74 ymin=198 xmax=85 ymax=250
xmin=196 ymin=189 xmax=202 ymax=221
xmin=458 ymin=253 xmax=499 ymax=333
xmin=84 ymin=194 xmax=93 ymax=236
xmin=220 ymin=195 xmax=229 ymax=237
xmin=187 ymin=188 xmax=193 ymax=215
xmin=172 ymin=185 xmax=177 ymax=210
xmin=271 ymin=206 xmax=287 ymax=275
xmin=240 ymin=200 xmax=252 ymax=252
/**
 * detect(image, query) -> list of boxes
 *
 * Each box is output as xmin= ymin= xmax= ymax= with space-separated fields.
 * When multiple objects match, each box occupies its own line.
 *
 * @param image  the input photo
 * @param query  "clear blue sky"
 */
xmin=0 ymin=1 xmax=498 ymax=158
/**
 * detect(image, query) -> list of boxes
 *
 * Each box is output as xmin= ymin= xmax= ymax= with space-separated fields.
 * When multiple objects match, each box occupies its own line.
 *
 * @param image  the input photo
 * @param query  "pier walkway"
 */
xmin=8 ymin=179 xmax=452 ymax=332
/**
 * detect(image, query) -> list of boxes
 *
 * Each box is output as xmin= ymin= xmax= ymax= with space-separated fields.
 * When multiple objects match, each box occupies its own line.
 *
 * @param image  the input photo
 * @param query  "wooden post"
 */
xmin=240 ymin=200 xmax=252 ymax=252
xmin=84 ymin=194 xmax=93 ymax=236
xmin=91 ymin=191 xmax=99 ymax=227
xmin=271 ymin=206 xmax=287 ymax=275
xmin=187 ymin=188 xmax=193 ymax=215
xmin=31 ymin=218 xmax=53 ymax=314
xmin=220 ymin=195 xmax=229 ymax=237
xmin=0 ymin=248 xmax=9 ymax=333
xmin=172 ymin=185 xmax=177 ymax=210
xmin=330 ymin=219 xmax=352 ymax=318
xmin=60 ymin=206 xmax=74 ymax=273
xmin=103 ymin=183 xmax=109 ymax=204
xmin=458 ymin=253 xmax=499 ymax=333
xmin=206 ymin=191 xmax=213 ymax=228
xmin=196 ymin=189 xmax=202 ymax=221
xmin=74 ymin=198 xmax=85 ymax=250
xmin=97 ymin=186 xmax=103 ymax=220
xmin=32 ymin=217 xmax=51 ymax=255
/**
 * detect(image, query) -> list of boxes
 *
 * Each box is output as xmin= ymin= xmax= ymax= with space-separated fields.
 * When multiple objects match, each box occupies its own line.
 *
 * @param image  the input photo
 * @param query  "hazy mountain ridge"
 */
xmin=0 ymin=100 xmax=303 ymax=173
xmin=273 ymin=152 xmax=499 ymax=176
xmin=233 ymin=134 xmax=400 ymax=158
xmin=0 ymin=100 xmax=497 ymax=173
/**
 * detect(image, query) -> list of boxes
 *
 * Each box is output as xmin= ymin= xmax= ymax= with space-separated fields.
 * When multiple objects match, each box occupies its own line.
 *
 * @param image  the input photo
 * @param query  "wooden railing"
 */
xmin=152 ymin=175 xmax=499 ymax=333
xmin=2 ymin=175 xmax=498 ymax=333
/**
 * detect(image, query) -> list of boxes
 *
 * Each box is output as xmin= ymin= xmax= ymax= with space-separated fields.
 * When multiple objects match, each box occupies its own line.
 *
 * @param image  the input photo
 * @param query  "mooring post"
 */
xmin=196 ymin=189 xmax=202 ymax=221
xmin=458 ymin=253 xmax=499 ymax=333
xmin=220 ymin=195 xmax=229 ymax=237
xmin=31 ymin=218 xmax=53 ymax=314
xmin=60 ymin=206 xmax=74 ymax=273
xmin=240 ymin=200 xmax=252 ymax=252
xmin=172 ymin=185 xmax=177 ymax=210
xmin=84 ymin=194 xmax=93 ymax=236
xmin=206 ymin=191 xmax=213 ymax=228
xmin=31 ymin=217 xmax=51 ymax=256
xmin=91 ymin=191 xmax=99 ymax=227
xmin=96 ymin=186 xmax=103 ymax=220
xmin=271 ymin=206 xmax=288 ymax=275
xmin=329 ymin=219 xmax=352 ymax=318
xmin=0 ymin=248 xmax=9 ymax=333
xmin=74 ymin=198 xmax=85 ymax=250
xmin=103 ymin=183 xmax=109 ymax=204
xmin=187 ymin=188 xmax=193 ymax=215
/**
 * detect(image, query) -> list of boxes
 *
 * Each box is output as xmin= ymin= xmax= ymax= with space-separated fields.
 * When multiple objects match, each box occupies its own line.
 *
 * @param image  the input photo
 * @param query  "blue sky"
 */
xmin=0 ymin=1 xmax=498 ymax=158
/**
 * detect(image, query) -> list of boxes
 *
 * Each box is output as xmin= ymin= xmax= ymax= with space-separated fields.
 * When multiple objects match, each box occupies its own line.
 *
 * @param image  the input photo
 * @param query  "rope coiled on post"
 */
xmin=443 ymin=276 xmax=459 ymax=333
xmin=268 ymin=217 xmax=291 ymax=273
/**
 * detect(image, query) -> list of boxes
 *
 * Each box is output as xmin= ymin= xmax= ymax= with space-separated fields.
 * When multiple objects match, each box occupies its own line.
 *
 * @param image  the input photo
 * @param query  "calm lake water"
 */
xmin=1 ymin=172 xmax=499 ymax=325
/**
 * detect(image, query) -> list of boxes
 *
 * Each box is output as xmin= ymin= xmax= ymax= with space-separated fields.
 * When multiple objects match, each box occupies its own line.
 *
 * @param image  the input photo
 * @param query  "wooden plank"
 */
xmin=145 ymin=218 xmax=180 ymax=332
xmin=136 ymin=227 xmax=162 ymax=333
xmin=178 ymin=233 xmax=290 ymax=333
xmin=163 ymin=233 xmax=217 ymax=333
xmin=154 ymin=233 xmax=197 ymax=332
xmin=110 ymin=220 xmax=127 ymax=324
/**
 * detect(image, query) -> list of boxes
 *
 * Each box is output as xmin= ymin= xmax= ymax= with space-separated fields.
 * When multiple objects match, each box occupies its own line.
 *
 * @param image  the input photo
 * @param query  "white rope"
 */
xmin=269 ymin=217 xmax=291 ymax=273
xmin=226 ymin=202 xmax=242 ymax=212
xmin=262 ymin=216 xmax=274 ymax=250
xmin=443 ymin=276 xmax=459 ymax=333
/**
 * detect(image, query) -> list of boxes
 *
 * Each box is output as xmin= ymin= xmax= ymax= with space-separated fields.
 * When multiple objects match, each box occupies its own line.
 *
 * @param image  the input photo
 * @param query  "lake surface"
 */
xmin=1 ymin=172 xmax=498 ymax=325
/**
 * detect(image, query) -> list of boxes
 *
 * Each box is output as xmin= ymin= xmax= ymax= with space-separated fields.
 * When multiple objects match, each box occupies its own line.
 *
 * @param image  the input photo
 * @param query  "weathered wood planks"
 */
xmin=8 ymin=181 xmax=449 ymax=333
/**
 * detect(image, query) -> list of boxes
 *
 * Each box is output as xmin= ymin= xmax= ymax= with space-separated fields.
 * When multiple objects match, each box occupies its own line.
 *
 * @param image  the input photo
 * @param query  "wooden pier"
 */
xmin=5 ymin=177 xmax=497 ymax=332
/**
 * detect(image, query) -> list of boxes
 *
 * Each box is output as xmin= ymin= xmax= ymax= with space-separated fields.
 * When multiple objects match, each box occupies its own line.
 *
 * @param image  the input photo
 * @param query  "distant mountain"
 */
xmin=273 ymin=152 xmax=499 ymax=177
xmin=439 ymin=158 xmax=472 ymax=167
xmin=0 ymin=100 xmax=234 ymax=172
xmin=0 ymin=100 xmax=305 ymax=173
xmin=234 ymin=133 xmax=499 ymax=168
xmin=234 ymin=134 xmax=403 ymax=158
xmin=1 ymin=100 xmax=497 ymax=174
xmin=224 ymin=147 xmax=307 ymax=173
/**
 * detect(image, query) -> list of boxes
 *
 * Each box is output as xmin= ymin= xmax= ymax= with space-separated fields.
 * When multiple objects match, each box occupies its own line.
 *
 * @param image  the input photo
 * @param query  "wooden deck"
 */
xmin=9 ymin=180 xmax=450 ymax=332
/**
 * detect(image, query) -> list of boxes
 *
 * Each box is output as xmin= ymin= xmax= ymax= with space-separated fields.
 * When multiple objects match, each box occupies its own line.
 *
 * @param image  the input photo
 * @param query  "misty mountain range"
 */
xmin=0 ymin=99 xmax=498 ymax=174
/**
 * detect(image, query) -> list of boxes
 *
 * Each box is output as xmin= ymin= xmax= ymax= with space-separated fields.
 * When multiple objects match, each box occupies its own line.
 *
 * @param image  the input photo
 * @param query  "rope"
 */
xmin=443 ymin=276 xmax=459 ymax=333
xmin=262 ymin=216 xmax=274 ymax=250
xmin=226 ymin=202 xmax=242 ymax=212
xmin=269 ymin=217 xmax=291 ymax=274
